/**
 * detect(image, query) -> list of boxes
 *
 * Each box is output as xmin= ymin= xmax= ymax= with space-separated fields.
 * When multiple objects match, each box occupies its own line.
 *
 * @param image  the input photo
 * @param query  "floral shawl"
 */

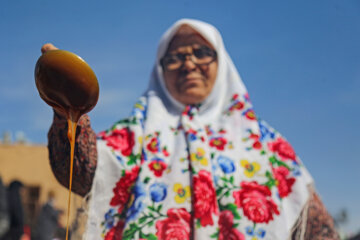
xmin=84 ymin=19 xmax=313 ymax=240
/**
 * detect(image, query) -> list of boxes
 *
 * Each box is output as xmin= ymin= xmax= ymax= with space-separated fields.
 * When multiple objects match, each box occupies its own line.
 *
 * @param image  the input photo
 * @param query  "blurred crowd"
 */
xmin=0 ymin=176 xmax=65 ymax=240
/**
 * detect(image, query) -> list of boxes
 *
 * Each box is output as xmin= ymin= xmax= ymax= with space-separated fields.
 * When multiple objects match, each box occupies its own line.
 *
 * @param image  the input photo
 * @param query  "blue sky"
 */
xmin=1 ymin=0 xmax=359 ymax=234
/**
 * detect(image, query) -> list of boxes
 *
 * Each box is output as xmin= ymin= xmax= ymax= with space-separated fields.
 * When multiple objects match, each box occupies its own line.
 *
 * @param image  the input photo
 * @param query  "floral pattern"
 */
xmin=218 ymin=210 xmax=245 ymax=240
xmin=224 ymin=93 xmax=245 ymax=115
xmin=273 ymin=166 xmax=295 ymax=198
xmin=244 ymin=109 xmax=257 ymax=120
xmin=148 ymin=158 xmax=167 ymax=177
xmin=233 ymin=181 xmax=279 ymax=223
xmin=156 ymin=208 xmax=191 ymax=240
xmin=217 ymin=156 xmax=235 ymax=174
xmin=193 ymin=170 xmax=219 ymax=227
xmin=98 ymin=92 xmax=311 ymax=239
xmin=190 ymin=147 xmax=208 ymax=166
xmin=240 ymin=159 xmax=261 ymax=178
xmin=268 ymin=137 xmax=296 ymax=161
xmin=209 ymin=136 xmax=227 ymax=150
xmin=104 ymin=220 xmax=125 ymax=240
xmin=173 ymin=183 xmax=191 ymax=204
xmin=245 ymin=226 xmax=266 ymax=239
xmin=100 ymin=128 xmax=135 ymax=156
xmin=110 ymin=166 xmax=140 ymax=213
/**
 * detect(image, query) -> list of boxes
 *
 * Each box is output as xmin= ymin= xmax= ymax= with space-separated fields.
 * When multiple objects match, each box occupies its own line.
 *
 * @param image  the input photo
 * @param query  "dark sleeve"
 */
xmin=292 ymin=189 xmax=340 ymax=240
xmin=47 ymin=111 xmax=97 ymax=197
xmin=303 ymin=191 xmax=340 ymax=240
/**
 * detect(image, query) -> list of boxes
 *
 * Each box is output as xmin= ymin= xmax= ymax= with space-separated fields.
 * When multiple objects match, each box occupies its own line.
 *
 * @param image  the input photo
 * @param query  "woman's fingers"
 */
xmin=41 ymin=43 xmax=58 ymax=54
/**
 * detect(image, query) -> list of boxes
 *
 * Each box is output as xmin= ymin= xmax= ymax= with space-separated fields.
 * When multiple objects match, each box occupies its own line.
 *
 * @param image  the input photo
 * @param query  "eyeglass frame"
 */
xmin=160 ymin=45 xmax=218 ymax=72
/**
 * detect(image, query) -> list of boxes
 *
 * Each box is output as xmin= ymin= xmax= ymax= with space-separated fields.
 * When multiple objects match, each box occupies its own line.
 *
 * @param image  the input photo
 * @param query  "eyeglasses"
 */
xmin=160 ymin=45 xmax=217 ymax=71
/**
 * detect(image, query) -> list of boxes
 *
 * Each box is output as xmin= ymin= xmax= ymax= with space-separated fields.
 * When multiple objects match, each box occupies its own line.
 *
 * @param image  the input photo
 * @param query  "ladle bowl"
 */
xmin=35 ymin=50 xmax=99 ymax=121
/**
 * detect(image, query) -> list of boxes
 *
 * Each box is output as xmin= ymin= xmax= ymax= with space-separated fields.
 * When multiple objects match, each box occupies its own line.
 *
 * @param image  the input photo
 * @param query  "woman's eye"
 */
xmin=194 ymin=48 xmax=211 ymax=58
xmin=165 ymin=56 xmax=179 ymax=64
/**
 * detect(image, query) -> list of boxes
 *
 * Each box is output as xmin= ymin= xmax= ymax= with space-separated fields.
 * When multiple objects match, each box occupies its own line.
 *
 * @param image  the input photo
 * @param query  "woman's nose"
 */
xmin=182 ymin=56 xmax=197 ymax=71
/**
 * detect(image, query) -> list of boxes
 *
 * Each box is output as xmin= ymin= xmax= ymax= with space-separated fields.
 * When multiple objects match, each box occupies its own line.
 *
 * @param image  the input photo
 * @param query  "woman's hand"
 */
xmin=41 ymin=43 xmax=58 ymax=54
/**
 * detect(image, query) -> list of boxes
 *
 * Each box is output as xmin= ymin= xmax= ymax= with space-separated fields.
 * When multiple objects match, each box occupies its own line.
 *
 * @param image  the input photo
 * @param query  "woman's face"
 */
xmin=162 ymin=27 xmax=218 ymax=105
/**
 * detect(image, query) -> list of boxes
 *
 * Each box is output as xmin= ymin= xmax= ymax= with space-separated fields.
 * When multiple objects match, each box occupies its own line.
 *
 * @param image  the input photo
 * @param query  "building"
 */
xmin=0 ymin=143 xmax=85 ymax=237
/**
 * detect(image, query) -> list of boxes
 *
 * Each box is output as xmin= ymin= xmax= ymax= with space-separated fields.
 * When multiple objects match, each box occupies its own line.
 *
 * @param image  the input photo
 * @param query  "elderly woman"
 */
xmin=45 ymin=19 xmax=339 ymax=240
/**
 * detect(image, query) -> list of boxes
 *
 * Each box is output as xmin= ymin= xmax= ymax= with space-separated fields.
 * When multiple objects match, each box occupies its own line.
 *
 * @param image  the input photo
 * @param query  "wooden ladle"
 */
xmin=34 ymin=47 xmax=99 ymax=240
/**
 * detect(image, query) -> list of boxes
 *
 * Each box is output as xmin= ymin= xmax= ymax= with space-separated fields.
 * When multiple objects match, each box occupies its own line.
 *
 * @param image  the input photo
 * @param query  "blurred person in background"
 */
xmin=1 ymin=180 xmax=26 ymax=240
xmin=0 ymin=176 xmax=9 ymax=239
xmin=33 ymin=191 xmax=62 ymax=240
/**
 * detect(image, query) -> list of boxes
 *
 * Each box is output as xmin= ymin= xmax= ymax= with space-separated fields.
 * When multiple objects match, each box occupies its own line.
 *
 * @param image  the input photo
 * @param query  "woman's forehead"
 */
xmin=167 ymin=26 xmax=214 ymax=52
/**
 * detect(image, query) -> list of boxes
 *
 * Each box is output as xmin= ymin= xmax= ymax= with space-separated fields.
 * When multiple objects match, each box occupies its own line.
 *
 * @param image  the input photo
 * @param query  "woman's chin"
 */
xmin=178 ymin=90 xmax=207 ymax=105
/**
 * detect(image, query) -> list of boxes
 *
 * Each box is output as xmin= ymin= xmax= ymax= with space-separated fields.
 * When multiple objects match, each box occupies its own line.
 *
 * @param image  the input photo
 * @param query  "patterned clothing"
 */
xmin=48 ymin=112 xmax=339 ymax=240
xmin=47 ymin=19 xmax=340 ymax=240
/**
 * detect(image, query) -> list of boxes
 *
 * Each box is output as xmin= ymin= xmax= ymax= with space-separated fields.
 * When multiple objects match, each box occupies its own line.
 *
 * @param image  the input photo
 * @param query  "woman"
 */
xmin=45 ymin=19 xmax=339 ymax=239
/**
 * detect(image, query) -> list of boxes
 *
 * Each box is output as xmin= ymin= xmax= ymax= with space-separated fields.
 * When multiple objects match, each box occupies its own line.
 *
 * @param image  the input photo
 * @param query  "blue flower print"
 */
xmin=130 ymin=98 xmax=147 ymax=128
xmin=141 ymin=148 xmax=148 ymax=162
xmin=256 ymin=228 xmax=266 ymax=238
xmin=291 ymin=161 xmax=302 ymax=176
xmin=116 ymin=155 xmax=123 ymax=164
xmin=245 ymin=226 xmax=266 ymax=239
xmin=210 ymin=157 xmax=220 ymax=185
xmin=127 ymin=182 xmax=146 ymax=221
xmin=150 ymin=182 xmax=167 ymax=202
xmin=104 ymin=208 xmax=115 ymax=229
xmin=187 ymin=133 xmax=197 ymax=142
xmin=131 ymin=99 xmax=147 ymax=118
xmin=246 ymin=226 xmax=254 ymax=236
xmin=258 ymin=120 xmax=275 ymax=141
xmin=217 ymin=155 xmax=235 ymax=174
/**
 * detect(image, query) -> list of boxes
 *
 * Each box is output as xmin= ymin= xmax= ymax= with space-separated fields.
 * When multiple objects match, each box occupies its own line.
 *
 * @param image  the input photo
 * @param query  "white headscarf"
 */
xmin=85 ymin=19 xmax=313 ymax=240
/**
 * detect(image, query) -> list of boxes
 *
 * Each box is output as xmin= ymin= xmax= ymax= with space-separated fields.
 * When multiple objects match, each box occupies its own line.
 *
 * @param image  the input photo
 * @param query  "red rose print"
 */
xmin=182 ymin=105 xmax=195 ymax=120
xmin=188 ymin=128 xmax=197 ymax=135
xmin=193 ymin=170 xmax=219 ymax=226
xmin=244 ymin=109 xmax=256 ymax=120
xmin=232 ymin=93 xmax=239 ymax=100
xmin=110 ymin=166 xmax=140 ymax=213
xmin=252 ymin=141 xmax=262 ymax=149
xmin=268 ymin=138 xmax=296 ymax=161
xmin=104 ymin=128 xmax=135 ymax=156
xmin=218 ymin=211 xmax=245 ymax=240
xmin=147 ymin=137 xmax=159 ymax=153
xmin=148 ymin=159 xmax=167 ymax=177
xmin=162 ymin=147 xmax=170 ymax=157
xmin=156 ymin=208 xmax=191 ymax=240
xmin=230 ymin=101 xmax=244 ymax=111
xmin=219 ymin=129 xmax=227 ymax=134
xmin=209 ymin=137 xmax=227 ymax=151
xmin=233 ymin=181 xmax=279 ymax=223
xmin=273 ymin=166 xmax=296 ymax=198
xmin=104 ymin=220 xmax=125 ymax=240
xmin=249 ymin=133 xmax=259 ymax=140
xmin=98 ymin=130 xmax=107 ymax=139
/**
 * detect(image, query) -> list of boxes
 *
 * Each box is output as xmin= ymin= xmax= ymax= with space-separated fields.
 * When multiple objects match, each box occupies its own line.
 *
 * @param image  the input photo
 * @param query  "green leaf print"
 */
xmin=210 ymin=231 xmax=219 ymax=238
xmin=224 ymin=203 xmax=241 ymax=220
xmin=146 ymin=233 xmax=158 ymax=240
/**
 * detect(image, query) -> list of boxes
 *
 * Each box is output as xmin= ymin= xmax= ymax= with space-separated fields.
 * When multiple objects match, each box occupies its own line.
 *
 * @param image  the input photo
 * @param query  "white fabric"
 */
xmin=84 ymin=19 xmax=313 ymax=240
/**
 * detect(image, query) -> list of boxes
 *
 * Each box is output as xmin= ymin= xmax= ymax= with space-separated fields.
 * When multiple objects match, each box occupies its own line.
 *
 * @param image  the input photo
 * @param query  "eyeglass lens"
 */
xmin=162 ymin=46 xmax=216 ymax=71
